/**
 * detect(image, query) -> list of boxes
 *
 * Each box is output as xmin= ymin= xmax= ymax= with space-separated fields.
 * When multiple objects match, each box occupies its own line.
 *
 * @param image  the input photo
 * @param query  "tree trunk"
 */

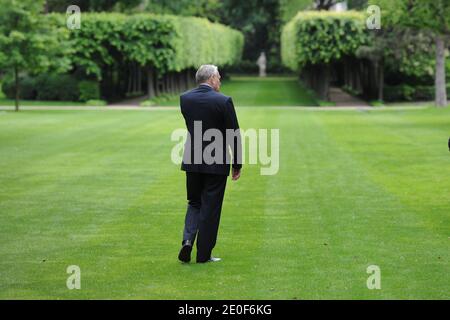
xmin=137 ymin=66 xmax=142 ymax=93
xmin=14 ymin=65 xmax=19 ymax=112
xmin=155 ymin=77 xmax=161 ymax=97
xmin=316 ymin=64 xmax=330 ymax=100
xmin=127 ymin=65 xmax=132 ymax=94
xmin=147 ymin=66 xmax=155 ymax=99
xmin=378 ymin=59 xmax=384 ymax=102
xmin=435 ymin=35 xmax=447 ymax=107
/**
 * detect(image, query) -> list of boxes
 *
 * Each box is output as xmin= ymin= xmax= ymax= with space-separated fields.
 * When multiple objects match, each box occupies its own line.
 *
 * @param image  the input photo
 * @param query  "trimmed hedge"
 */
xmin=281 ymin=11 xmax=368 ymax=70
xmin=49 ymin=13 xmax=244 ymax=79
xmin=172 ymin=16 xmax=244 ymax=71
xmin=47 ymin=13 xmax=177 ymax=79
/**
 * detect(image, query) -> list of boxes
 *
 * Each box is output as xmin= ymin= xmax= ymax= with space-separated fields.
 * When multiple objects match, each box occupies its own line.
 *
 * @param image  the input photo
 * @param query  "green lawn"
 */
xmin=156 ymin=76 xmax=318 ymax=106
xmin=0 ymin=77 xmax=317 ymax=108
xmin=0 ymin=107 xmax=449 ymax=299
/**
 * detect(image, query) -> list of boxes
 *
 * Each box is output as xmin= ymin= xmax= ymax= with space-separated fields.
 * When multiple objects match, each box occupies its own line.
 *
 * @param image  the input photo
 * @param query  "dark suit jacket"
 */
xmin=180 ymin=84 xmax=242 ymax=176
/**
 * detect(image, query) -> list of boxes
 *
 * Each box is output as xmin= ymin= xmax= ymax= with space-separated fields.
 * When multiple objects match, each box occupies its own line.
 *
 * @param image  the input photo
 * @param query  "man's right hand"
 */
xmin=232 ymin=168 xmax=241 ymax=181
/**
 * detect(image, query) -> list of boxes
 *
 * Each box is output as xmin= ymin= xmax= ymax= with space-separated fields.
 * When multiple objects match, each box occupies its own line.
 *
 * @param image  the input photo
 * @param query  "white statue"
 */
xmin=256 ymin=52 xmax=267 ymax=77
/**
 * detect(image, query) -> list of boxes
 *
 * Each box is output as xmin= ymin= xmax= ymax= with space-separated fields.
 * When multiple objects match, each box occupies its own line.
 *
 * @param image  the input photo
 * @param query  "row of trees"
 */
xmin=0 ymin=0 xmax=244 ymax=111
xmin=281 ymin=1 xmax=449 ymax=106
xmin=369 ymin=0 xmax=449 ymax=106
xmin=281 ymin=11 xmax=368 ymax=99
xmin=41 ymin=0 xmax=282 ymax=68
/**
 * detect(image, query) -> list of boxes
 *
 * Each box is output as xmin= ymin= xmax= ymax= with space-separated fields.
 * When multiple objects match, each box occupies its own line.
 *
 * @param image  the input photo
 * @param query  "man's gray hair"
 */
xmin=195 ymin=64 xmax=219 ymax=84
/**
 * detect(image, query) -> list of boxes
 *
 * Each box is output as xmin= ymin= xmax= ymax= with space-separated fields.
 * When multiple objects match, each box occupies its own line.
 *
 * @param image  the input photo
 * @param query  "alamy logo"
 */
xmin=66 ymin=5 xmax=81 ymax=30
xmin=66 ymin=265 xmax=81 ymax=289
xmin=366 ymin=5 xmax=381 ymax=30
xmin=366 ymin=265 xmax=381 ymax=290
xmin=171 ymin=121 xmax=279 ymax=175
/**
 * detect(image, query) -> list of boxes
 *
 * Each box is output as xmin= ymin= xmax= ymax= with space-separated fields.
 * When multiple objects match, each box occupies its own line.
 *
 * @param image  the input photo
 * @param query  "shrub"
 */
xmin=48 ymin=13 xmax=244 ymax=79
xmin=79 ymin=80 xmax=100 ymax=102
xmin=85 ymin=99 xmax=107 ymax=106
xmin=281 ymin=11 xmax=368 ymax=71
xmin=35 ymin=74 xmax=79 ymax=101
xmin=140 ymin=99 xmax=156 ymax=107
xmin=383 ymin=84 xmax=450 ymax=102
xmin=402 ymin=85 xmax=416 ymax=101
xmin=369 ymin=100 xmax=385 ymax=107
xmin=446 ymin=59 xmax=450 ymax=82
xmin=3 ymin=77 xmax=19 ymax=98
xmin=384 ymin=84 xmax=415 ymax=102
xmin=414 ymin=85 xmax=435 ymax=101
xmin=2 ymin=76 xmax=37 ymax=100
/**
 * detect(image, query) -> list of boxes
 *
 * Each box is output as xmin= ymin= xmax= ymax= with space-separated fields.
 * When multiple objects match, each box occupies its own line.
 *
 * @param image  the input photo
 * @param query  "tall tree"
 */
xmin=45 ymin=0 xmax=143 ymax=12
xmin=357 ymin=27 xmax=435 ymax=101
xmin=346 ymin=0 xmax=368 ymax=10
xmin=371 ymin=0 xmax=449 ymax=107
xmin=314 ymin=0 xmax=341 ymax=10
xmin=280 ymin=1 xmax=368 ymax=23
xmin=0 ymin=0 xmax=71 ymax=111
xmin=315 ymin=0 xmax=369 ymax=10
xmin=219 ymin=0 xmax=281 ymax=63
xmin=143 ymin=0 xmax=222 ymax=22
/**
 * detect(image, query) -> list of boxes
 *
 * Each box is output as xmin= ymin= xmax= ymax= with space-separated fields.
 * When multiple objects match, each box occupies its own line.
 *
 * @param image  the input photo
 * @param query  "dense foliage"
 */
xmin=48 ymin=13 xmax=243 ymax=80
xmin=0 ymin=0 xmax=71 ymax=110
xmin=172 ymin=16 xmax=244 ymax=72
xmin=2 ymin=74 xmax=100 ymax=102
xmin=368 ymin=0 xmax=449 ymax=106
xmin=45 ymin=0 xmax=142 ymax=12
xmin=281 ymin=11 xmax=368 ymax=71
xmin=279 ymin=0 xmax=369 ymax=23
xmin=46 ymin=0 xmax=273 ymax=65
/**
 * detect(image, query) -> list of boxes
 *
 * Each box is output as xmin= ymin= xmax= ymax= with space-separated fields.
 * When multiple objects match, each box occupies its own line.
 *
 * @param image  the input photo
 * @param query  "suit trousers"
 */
xmin=182 ymin=171 xmax=228 ymax=262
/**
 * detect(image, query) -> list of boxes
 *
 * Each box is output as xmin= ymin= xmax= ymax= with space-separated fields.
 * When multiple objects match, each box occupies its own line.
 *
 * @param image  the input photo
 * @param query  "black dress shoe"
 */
xmin=178 ymin=240 xmax=192 ymax=263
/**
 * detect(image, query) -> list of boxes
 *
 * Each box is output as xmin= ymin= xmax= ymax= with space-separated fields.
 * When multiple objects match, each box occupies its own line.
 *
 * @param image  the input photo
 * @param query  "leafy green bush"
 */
xmin=383 ymin=84 xmax=450 ymax=102
xmin=446 ymin=59 xmax=450 ymax=81
xmin=342 ymin=85 xmax=362 ymax=97
xmin=369 ymin=100 xmax=385 ymax=107
xmin=85 ymin=99 xmax=107 ymax=106
xmin=384 ymin=84 xmax=415 ymax=102
xmin=414 ymin=85 xmax=435 ymax=101
xmin=34 ymin=74 xmax=79 ymax=101
xmin=281 ymin=11 xmax=368 ymax=71
xmin=2 ymin=76 xmax=37 ymax=100
xmin=79 ymin=80 xmax=100 ymax=102
xmin=140 ymin=99 xmax=157 ymax=107
xmin=402 ymin=85 xmax=416 ymax=101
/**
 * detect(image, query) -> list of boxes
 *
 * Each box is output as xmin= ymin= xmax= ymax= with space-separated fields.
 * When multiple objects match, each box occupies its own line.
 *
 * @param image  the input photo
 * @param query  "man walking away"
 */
xmin=178 ymin=65 xmax=242 ymax=263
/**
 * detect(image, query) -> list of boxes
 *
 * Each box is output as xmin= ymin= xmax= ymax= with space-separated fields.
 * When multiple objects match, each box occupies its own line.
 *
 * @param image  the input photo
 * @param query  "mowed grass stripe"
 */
xmin=0 ymin=111 xmax=185 ymax=297
xmin=0 ymin=107 xmax=448 ymax=299
xmin=251 ymin=110 xmax=449 ymax=299
xmin=156 ymin=76 xmax=318 ymax=107
xmin=318 ymin=109 xmax=450 ymax=233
